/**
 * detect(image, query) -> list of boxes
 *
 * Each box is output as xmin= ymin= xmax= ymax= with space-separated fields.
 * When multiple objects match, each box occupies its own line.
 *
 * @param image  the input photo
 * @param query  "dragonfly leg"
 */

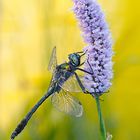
xmin=77 ymin=54 xmax=94 ymax=74
xmin=76 ymin=57 xmax=96 ymax=82
xmin=76 ymin=49 xmax=87 ymax=54
xmin=74 ymin=72 xmax=89 ymax=94
xmin=76 ymin=51 xmax=84 ymax=53
xmin=76 ymin=49 xmax=87 ymax=57
xmin=79 ymin=61 xmax=85 ymax=67
xmin=87 ymin=55 xmax=94 ymax=74
xmin=76 ymin=68 xmax=93 ymax=75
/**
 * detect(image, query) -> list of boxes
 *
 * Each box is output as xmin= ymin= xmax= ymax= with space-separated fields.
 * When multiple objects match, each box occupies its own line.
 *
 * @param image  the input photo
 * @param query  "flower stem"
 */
xmin=92 ymin=95 xmax=106 ymax=140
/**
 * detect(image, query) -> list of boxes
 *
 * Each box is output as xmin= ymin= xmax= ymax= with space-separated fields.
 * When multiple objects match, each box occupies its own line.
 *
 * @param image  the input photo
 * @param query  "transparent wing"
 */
xmin=48 ymin=47 xmax=57 ymax=73
xmin=51 ymin=89 xmax=83 ymax=117
xmin=59 ymin=74 xmax=84 ymax=93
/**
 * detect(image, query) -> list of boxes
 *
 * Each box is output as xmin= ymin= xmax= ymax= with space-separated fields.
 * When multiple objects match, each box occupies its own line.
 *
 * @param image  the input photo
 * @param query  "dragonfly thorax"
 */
xmin=59 ymin=63 xmax=70 ymax=70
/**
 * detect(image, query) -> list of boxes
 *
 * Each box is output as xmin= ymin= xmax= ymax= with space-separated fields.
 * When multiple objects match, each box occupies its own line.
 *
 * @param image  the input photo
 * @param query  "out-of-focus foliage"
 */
xmin=0 ymin=0 xmax=140 ymax=140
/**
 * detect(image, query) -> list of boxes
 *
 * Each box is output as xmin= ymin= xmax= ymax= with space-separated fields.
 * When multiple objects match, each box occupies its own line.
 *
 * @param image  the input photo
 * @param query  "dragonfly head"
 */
xmin=68 ymin=51 xmax=87 ymax=67
xmin=68 ymin=53 xmax=81 ymax=67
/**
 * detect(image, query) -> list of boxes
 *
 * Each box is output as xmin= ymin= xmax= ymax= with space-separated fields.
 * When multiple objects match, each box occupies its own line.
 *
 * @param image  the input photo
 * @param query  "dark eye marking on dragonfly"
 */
xmin=11 ymin=47 xmax=93 ymax=140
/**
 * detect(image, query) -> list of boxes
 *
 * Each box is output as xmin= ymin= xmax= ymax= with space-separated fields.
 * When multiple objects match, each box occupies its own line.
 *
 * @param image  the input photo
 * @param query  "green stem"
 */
xmin=92 ymin=95 xmax=106 ymax=140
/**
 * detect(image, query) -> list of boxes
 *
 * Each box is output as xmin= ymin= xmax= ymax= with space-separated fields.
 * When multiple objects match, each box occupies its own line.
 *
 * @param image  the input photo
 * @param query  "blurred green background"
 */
xmin=0 ymin=0 xmax=140 ymax=140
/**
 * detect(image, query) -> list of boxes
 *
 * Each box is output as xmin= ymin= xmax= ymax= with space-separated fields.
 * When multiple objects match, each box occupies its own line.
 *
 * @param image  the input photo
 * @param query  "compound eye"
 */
xmin=68 ymin=53 xmax=80 ymax=66
xmin=73 ymin=57 xmax=77 ymax=63
xmin=72 ymin=56 xmax=80 ymax=66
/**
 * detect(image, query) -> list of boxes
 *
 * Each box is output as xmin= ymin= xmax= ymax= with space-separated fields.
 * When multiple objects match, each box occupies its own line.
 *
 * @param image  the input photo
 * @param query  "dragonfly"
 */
xmin=11 ymin=47 xmax=93 ymax=140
